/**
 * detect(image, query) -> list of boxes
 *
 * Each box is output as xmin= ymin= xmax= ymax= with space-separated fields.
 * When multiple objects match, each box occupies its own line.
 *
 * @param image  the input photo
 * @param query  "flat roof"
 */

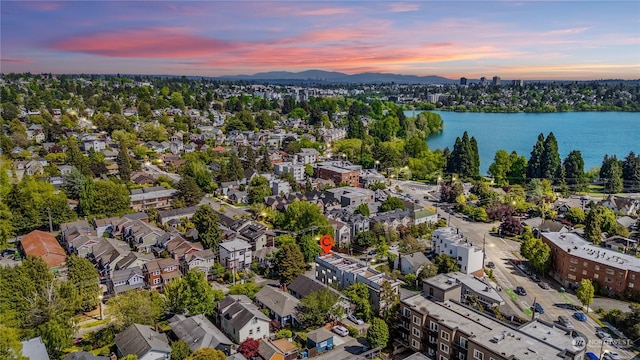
xmin=543 ymin=232 xmax=640 ymax=272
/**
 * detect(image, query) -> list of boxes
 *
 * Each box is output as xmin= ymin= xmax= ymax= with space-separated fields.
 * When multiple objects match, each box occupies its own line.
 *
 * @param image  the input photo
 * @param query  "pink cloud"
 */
xmin=50 ymin=27 xmax=239 ymax=58
xmin=1 ymin=58 xmax=33 ymax=64
xmin=295 ymin=7 xmax=352 ymax=16
xmin=23 ymin=2 xmax=63 ymax=11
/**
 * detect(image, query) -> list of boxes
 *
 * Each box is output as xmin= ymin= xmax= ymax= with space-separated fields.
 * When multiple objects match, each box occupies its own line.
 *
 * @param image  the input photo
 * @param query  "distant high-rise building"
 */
xmin=492 ymin=76 xmax=501 ymax=86
xmin=479 ymin=77 xmax=487 ymax=86
xmin=459 ymin=77 xmax=467 ymax=86
xmin=513 ymin=79 xmax=523 ymax=86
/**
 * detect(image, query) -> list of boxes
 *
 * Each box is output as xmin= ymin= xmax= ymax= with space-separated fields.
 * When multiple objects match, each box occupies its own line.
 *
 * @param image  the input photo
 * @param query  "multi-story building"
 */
xmin=492 ymin=76 xmax=501 ymax=86
xmin=460 ymin=77 xmax=468 ymax=86
xmin=296 ymin=148 xmax=320 ymax=164
xmin=315 ymin=253 xmax=402 ymax=310
xmin=217 ymin=295 xmax=271 ymax=344
xmin=542 ymin=232 xmax=640 ymax=296
xmin=219 ymin=239 xmax=252 ymax=271
xmin=274 ymin=162 xmax=305 ymax=181
xmin=432 ymin=227 xmax=484 ymax=276
xmin=399 ymin=294 xmax=586 ymax=360
xmin=316 ymin=161 xmax=362 ymax=187
xmin=325 ymin=186 xmax=374 ymax=207
xmin=143 ymin=258 xmax=182 ymax=291
xmin=423 ymin=272 xmax=505 ymax=308
xmin=129 ymin=186 xmax=178 ymax=212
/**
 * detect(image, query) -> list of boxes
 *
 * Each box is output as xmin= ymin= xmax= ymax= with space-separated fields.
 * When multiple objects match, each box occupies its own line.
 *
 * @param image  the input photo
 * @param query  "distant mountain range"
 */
xmin=214 ymin=70 xmax=459 ymax=84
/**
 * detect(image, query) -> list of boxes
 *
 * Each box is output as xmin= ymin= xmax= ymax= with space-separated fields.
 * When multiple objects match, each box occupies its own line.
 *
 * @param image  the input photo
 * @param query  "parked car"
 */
xmin=573 ymin=312 xmax=587 ymax=322
xmin=603 ymin=351 xmax=621 ymax=360
xmin=515 ymin=286 xmax=527 ymax=296
xmin=332 ymin=325 xmax=349 ymax=337
xmin=596 ymin=330 xmax=613 ymax=341
xmin=539 ymin=282 xmax=550 ymax=290
xmin=486 ymin=262 xmax=495 ymax=269
xmin=533 ymin=302 xmax=544 ymax=314
xmin=531 ymin=274 xmax=541 ymax=282
xmin=348 ymin=313 xmax=364 ymax=325
xmin=558 ymin=315 xmax=574 ymax=329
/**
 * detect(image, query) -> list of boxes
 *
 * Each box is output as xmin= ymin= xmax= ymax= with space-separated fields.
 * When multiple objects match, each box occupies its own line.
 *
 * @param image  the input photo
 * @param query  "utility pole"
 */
xmin=482 ymin=234 xmax=486 ymax=268
xmin=531 ymin=296 xmax=537 ymax=321
xmin=232 ymin=247 xmax=236 ymax=286
xmin=46 ymin=207 xmax=53 ymax=233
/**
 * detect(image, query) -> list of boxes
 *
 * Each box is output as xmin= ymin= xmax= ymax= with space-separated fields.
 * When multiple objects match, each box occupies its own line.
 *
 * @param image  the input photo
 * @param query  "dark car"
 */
xmin=487 ymin=262 xmax=496 ymax=269
xmin=515 ymin=286 xmax=527 ymax=296
xmin=573 ymin=312 xmax=587 ymax=322
xmin=531 ymin=274 xmax=541 ymax=282
xmin=533 ymin=302 xmax=545 ymax=314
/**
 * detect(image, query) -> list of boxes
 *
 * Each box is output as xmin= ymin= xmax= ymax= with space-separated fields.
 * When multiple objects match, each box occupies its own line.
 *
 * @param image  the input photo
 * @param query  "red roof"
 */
xmin=213 ymin=146 xmax=226 ymax=153
xmin=20 ymin=230 xmax=66 ymax=269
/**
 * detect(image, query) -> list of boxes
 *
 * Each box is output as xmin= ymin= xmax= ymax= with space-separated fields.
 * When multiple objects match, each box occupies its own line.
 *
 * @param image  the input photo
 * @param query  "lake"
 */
xmin=404 ymin=110 xmax=640 ymax=175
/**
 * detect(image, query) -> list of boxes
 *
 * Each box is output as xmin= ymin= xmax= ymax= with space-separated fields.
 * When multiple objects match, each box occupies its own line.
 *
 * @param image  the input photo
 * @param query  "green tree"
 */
xmin=248 ymin=176 xmax=271 ymax=204
xmin=576 ymin=279 xmax=595 ymax=313
xmin=447 ymin=131 xmax=479 ymax=178
xmin=344 ymin=283 xmax=373 ymax=321
xmin=527 ymin=133 xmax=545 ymax=179
xmin=117 ymin=142 xmax=132 ymax=181
xmin=298 ymin=288 xmax=343 ymax=327
xmin=91 ymin=179 xmax=131 ymax=217
xmin=274 ymin=243 xmax=306 ymax=285
xmin=139 ymin=123 xmax=168 ymax=142
xmin=563 ymin=150 xmax=586 ymax=190
xmin=354 ymin=203 xmax=370 ymax=217
xmin=192 ymin=206 xmax=222 ymax=251
xmin=520 ymin=235 xmax=551 ymax=274
xmin=279 ymin=201 xmax=332 ymax=235
xmin=541 ymin=132 xmax=560 ymax=180
xmin=276 ymin=329 xmax=293 ymax=339
xmin=67 ymin=255 xmax=100 ymax=312
xmin=185 ymin=348 xmax=227 ymax=360
xmin=380 ymin=197 xmax=406 ymax=213
xmin=366 ymin=318 xmax=389 ymax=349
xmin=488 ymin=149 xmax=512 ymax=186
xmin=106 ymin=290 xmax=164 ymax=329
xmin=565 ymin=207 xmax=585 ymax=224
xmin=164 ymin=269 xmax=223 ymax=316
xmin=120 ymin=355 xmax=139 ymax=360
xmin=220 ymin=152 xmax=244 ymax=182
xmin=176 ymin=176 xmax=204 ymax=207
xmin=433 ymin=254 xmax=460 ymax=273
xmin=297 ymin=235 xmax=322 ymax=263
xmin=584 ymin=208 xmax=602 ymax=244
xmin=0 ymin=324 xmax=26 ymax=360
xmin=181 ymin=160 xmax=213 ymax=192
xmin=171 ymin=340 xmax=192 ymax=360
xmin=228 ymin=282 xmax=262 ymax=299
xmin=0 ymin=203 xmax=14 ymax=251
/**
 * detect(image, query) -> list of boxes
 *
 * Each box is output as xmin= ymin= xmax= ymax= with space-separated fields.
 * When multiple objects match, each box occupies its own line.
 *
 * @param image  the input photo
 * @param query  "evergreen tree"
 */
xmin=274 ymin=244 xmax=306 ymax=285
xmin=527 ymin=133 xmax=545 ymax=179
xmin=176 ymin=176 xmax=204 ymax=207
xmin=258 ymin=147 xmax=273 ymax=172
xmin=117 ymin=141 xmax=132 ymax=181
xmin=65 ymin=138 xmax=91 ymax=176
xmin=584 ymin=208 xmax=602 ymax=244
xmin=470 ymin=135 xmax=480 ymax=176
xmin=563 ymin=150 xmax=586 ymax=191
xmin=541 ymin=132 xmax=560 ymax=181
xmin=622 ymin=151 xmax=640 ymax=192
xmin=78 ymin=178 xmax=95 ymax=217
xmin=192 ymin=205 xmax=222 ymax=251
xmin=347 ymin=116 xmax=365 ymax=139
xmin=67 ymin=255 xmax=100 ymax=312
xmin=221 ymin=152 xmax=244 ymax=182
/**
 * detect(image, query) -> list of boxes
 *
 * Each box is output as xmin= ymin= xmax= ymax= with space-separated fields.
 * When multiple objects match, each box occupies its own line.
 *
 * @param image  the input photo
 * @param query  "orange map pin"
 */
xmin=319 ymin=234 xmax=335 ymax=254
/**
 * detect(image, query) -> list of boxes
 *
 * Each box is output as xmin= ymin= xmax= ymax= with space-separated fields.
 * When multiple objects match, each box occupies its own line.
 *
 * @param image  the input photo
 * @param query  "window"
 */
xmin=153 ymin=270 xmax=160 ymax=276
xmin=459 ymin=338 xmax=468 ymax=349
xmin=619 ymin=272 xmax=624 ymax=278
xmin=582 ymin=270 xmax=588 ymax=275
xmin=594 ymin=273 xmax=599 ymax=279
xmin=412 ymin=339 xmax=419 ymax=349
xmin=606 ymin=268 xmax=615 ymax=275
xmin=569 ymin=266 xmax=576 ymax=272
xmin=458 ymin=256 xmax=462 ymax=261
xmin=430 ymin=322 xmax=438 ymax=331
xmin=631 ymin=274 xmax=635 ymax=280
xmin=403 ymin=308 xmax=411 ymax=318
xmin=413 ymin=328 xmax=421 ymax=337
xmin=595 ymin=265 xmax=600 ymax=271
xmin=440 ymin=356 xmax=448 ymax=360
xmin=570 ymin=258 xmax=578 ymax=264
xmin=630 ymin=283 xmax=634 ymax=288
xmin=440 ymin=343 xmax=449 ymax=354
xmin=413 ymin=315 xmax=421 ymax=325
xmin=459 ymin=354 xmax=466 ymax=360
xmin=474 ymin=349 xmax=485 ymax=360
xmin=249 ymin=329 xmax=253 ymax=335
xmin=605 ymin=277 xmax=613 ymax=283
xmin=428 ymin=348 xmax=435 ymax=356
xmin=568 ymin=274 xmax=576 ymax=280
xmin=153 ymin=278 xmax=160 ymax=285
xmin=252 ymin=318 xmax=258 ymax=324
xmin=257 ymin=327 xmax=261 ymax=333
xmin=490 ymin=358 xmax=496 ymax=360
xmin=583 ymin=261 xmax=588 ymax=267
xmin=429 ymin=336 xmax=437 ymax=344
xmin=441 ymin=331 xmax=450 ymax=341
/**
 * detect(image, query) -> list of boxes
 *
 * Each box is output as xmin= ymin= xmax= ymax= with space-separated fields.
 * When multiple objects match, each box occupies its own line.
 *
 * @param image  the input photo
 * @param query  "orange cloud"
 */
xmin=50 ymin=27 xmax=239 ymax=58
xmin=295 ymin=7 xmax=352 ymax=16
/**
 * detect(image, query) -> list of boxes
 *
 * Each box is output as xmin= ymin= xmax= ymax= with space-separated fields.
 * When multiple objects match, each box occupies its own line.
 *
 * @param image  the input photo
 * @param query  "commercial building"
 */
xmin=316 ymin=161 xmax=361 ymax=187
xmin=460 ymin=77 xmax=468 ymax=86
xmin=315 ymin=252 xmax=402 ymax=310
xmin=492 ymin=76 xmax=501 ymax=86
xmin=432 ymin=227 xmax=484 ymax=277
xmin=399 ymin=294 xmax=586 ymax=360
xmin=542 ymin=232 xmax=640 ymax=296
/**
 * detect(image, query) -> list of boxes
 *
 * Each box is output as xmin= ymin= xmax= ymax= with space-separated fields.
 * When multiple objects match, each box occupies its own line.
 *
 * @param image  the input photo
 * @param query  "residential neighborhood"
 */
xmin=0 ymin=74 xmax=639 ymax=360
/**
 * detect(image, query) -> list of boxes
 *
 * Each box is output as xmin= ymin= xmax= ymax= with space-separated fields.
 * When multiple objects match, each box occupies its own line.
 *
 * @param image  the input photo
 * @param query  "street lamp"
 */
xmin=375 ymin=160 xmax=380 ymax=171
xmin=98 ymin=294 xmax=104 ymax=320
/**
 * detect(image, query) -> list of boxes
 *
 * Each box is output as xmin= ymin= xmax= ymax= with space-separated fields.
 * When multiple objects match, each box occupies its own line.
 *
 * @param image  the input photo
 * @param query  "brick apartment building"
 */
xmin=399 ymin=294 xmax=585 ymax=360
xmin=315 ymin=161 xmax=362 ymax=187
xmin=541 ymin=232 xmax=640 ymax=296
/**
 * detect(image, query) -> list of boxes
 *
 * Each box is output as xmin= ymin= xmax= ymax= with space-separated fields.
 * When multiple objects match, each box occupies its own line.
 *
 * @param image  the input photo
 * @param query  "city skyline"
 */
xmin=1 ymin=1 xmax=639 ymax=80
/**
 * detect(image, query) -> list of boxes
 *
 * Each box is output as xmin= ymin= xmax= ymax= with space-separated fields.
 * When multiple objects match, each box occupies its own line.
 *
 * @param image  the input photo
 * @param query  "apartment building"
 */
xmin=274 ymin=162 xmax=305 ymax=181
xmin=432 ymin=227 xmax=484 ymax=277
xmin=296 ymin=148 xmax=320 ymax=164
xmin=399 ymin=294 xmax=586 ymax=360
xmin=316 ymin=161 xmax=362 ymax=187
xmin=423 ymin=272 xmax=505 ymax=308
xmin=129 ymin=186 xmax=178 ymax=212
xmin=219 ymin=239 xmax=252 ymax=271
xmin=315 ymin=253 xmax=402 ymax=310
xmin=325 ymin=186 xmax=374 ymax=207
xmin=541 ymin=232 xmax=640 ymax=296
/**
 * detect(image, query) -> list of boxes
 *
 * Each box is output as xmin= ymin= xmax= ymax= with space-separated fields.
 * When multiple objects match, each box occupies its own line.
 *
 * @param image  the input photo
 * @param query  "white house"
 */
xmin=296 ymin=148 xmax=320 ymax=164
xmin=217 ymin=295 xmax=271 ymax=343
xmin=219 ymin=239 xmax=252 ymax=271
xmin=114 ymin=324 xmax=171 ymax=360
xmin=432 ymin=227 xmax=484 ymax=277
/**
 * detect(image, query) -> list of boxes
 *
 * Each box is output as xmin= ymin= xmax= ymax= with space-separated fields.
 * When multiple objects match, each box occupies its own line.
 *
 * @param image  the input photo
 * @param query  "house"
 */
xmin=115 ymin=251 xmax=154 ymax=271
xmin=114 ymin=323 xmax=171 ymax=360
xmin=129 ymin=186 xmax=178 ymax=212
xmin=83 ymin=138 xmax=106 ymax=152
xmin=238 ymin=222 xmax=271 ymax=251
xmin=21 ymin=337 xmax=50 ymax=360
xmin=181 ymin=249 xmax=216 ymax=278
xmin=168 ymin=314 xmax=234 ymax=354
xmin=219 ymin=239 xmax=252 ymax=270
xmin=316 ymin=161 xmax=361 ymax=187
xmin=274 ymin=162 xmax=305 ymax=182
xmin=19 ymin=230 xmax=67 ymax=270
xmin=432 ymin=227 xmax=484 ymax=277
xmin=258 ymin=338 xmax=299 ymax=360
xmin=328 ymin=218 xmax=351 ymax=248
xmin=143 ymin=258 xmax=182 ymax=291
xmin=170 ymin=141 xmax=184 ymax=154
xmin=254 ymin=285 xmax=300 ymax=326
xmin=110 ymin=266 xmax=145 ymax=294
xmin=599 ymin=195 xmax=639 ymax=215
xmin=288 ymin=274 xmax=343 ymax=301
xmin=271 ymin=179 xmax=291 ymax=196
xmin=217 ymin=295 xmax=271 ymax=343
xmin=228 ymin=190 xmax=249 ymax=205
xmin=254 ymin=246 xmax=278 ymax=270
xmin=89 ymin=238 xmax=132 ymax=281
xmin=62 ymin=351 xmax=109 ymax=360
xmin=394 ymin=252 xmax=432 ymax=276
xmin=296 ymin=148 xmax=320 ymax=164
xmin=305 ymin=328 xmax=334 ymax=355
xmin=371 ymin=209 xmax=413 ymax=229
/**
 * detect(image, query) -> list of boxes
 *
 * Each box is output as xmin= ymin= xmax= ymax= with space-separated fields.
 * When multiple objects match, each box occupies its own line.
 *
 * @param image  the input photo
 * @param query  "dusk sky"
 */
xmin=1 ymin=1 xmax=639 ymax=80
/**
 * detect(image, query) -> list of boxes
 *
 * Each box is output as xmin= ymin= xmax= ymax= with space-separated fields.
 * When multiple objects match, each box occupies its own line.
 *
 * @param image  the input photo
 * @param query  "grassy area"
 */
xmin=559 ymin=293 xmax=575 ymax=305
xmin=504 ymin=288 xmax=518 ymax=301
xmin=79 ymin=318 xmax=109 ymax=329
xmin=524 ymin=309 xmax=533 ymax=317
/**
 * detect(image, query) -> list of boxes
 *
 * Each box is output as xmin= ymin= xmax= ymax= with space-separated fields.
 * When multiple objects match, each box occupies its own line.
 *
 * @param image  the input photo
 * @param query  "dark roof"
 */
xmin=254 ymin=285 xmax=300 ymax=317
xmin=168 ymin=314 xmax=233 ymax=351
xmin=123 ymin=212 xmax=149 ymax=221
xmin=111 ymin=266 xmax=143 ymax=284
xmin=220 ymin=295 xmax=270 ymax=331
xmin=114 ymin=324 xmax=170 ymax=358
xmin=288 ymin=274 xmax=340 ymax=299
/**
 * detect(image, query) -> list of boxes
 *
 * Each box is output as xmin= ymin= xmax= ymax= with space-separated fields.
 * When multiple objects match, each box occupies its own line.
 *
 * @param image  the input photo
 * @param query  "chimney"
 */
xmin=110 ymin=353 xmax=117 ymax=360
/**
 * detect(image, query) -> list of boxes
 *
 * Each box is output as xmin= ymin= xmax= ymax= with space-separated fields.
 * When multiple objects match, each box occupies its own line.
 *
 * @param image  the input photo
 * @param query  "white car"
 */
xmin=332 ymin=325 xmax=349 ymax=337
xmin=603 ymin=351 xmax=621 ymax=360
xmin=348 ymin=313 xmax=364 ymax=325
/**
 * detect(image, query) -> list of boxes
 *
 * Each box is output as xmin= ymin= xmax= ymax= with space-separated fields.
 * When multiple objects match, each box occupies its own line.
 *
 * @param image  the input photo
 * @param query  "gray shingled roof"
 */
xmin=306 ymin=328 xmax=333 ymax=343
xmin=114 ymin=324 xmax=170 ymax=358
xmin=169 ymin=314 xmax=233 ymax=352
xmin=288 ymin=274 xmax=342 ymax=299
xmin=63 ymin=352 xmax=109 ymax=360
xmin=254 ymin=285 xmax=300 ymax=318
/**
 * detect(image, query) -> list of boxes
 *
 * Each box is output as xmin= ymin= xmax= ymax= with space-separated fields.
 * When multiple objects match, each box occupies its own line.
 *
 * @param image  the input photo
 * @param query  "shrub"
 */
xmin=347 ymin=325 xmax=359 ymax=337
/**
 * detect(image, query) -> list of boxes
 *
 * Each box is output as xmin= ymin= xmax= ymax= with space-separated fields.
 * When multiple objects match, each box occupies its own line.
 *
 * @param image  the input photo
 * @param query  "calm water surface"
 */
xmin=404 ymin=110 xmax=640 ymax=175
